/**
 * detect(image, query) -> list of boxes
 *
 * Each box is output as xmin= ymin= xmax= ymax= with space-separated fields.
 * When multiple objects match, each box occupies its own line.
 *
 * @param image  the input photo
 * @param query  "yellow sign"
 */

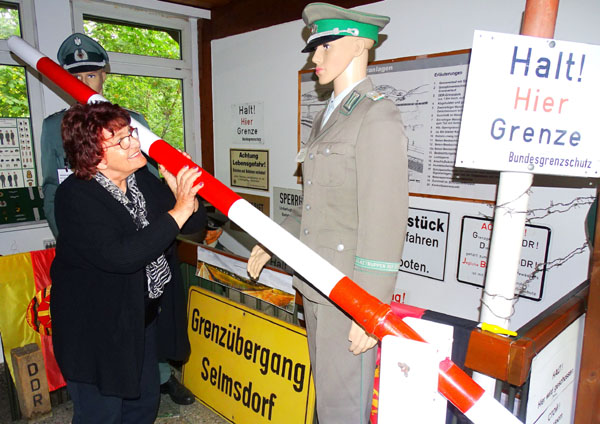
xmin=183 ymin=287 xmax=315 ymax=423
xmin=230 ymin=148 xmax=269 ymax=191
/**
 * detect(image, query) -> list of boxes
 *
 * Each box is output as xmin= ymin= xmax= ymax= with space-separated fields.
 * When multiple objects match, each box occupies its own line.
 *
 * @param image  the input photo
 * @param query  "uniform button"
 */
xmin=304 ymin=229 xmax=310 ymax=235
xmin=305 ymin=204 xmax=311 ymax=210
xmin=309 ymin=153 xmax=315 ymax=160
xmin=307 ymin=180 xmax=312 ymax=185
xmin=336 ymin=243 xmax=344 ymax=252
xmin=324 ymin=147 xmax=331 ymax=155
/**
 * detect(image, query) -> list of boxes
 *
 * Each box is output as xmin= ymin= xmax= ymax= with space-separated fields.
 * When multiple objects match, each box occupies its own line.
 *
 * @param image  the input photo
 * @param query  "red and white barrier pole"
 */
xmin=9 ymin=35 xmax=519 ymax=423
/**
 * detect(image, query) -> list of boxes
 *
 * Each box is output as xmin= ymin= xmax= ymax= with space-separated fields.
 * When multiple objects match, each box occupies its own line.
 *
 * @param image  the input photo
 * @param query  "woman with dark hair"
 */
xmin=50 ymin=102 xmax=206 ymax=423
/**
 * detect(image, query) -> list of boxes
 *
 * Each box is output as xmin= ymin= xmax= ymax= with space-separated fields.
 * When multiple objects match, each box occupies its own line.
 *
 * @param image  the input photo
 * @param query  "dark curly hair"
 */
xmin=61 ymin=102 xmax=131 ymax=180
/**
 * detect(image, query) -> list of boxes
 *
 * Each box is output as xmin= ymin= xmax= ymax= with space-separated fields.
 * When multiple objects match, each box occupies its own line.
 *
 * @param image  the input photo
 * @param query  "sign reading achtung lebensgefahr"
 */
xmin=183 ymin=287 xmax=315 ymax=424
xmin=230 ymin=149 xmax=269 ymax=191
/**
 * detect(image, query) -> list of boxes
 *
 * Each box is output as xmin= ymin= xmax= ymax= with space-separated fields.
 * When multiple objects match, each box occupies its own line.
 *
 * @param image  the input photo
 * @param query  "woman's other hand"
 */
xmin=162 ymin=159 xmax=203 ymax=228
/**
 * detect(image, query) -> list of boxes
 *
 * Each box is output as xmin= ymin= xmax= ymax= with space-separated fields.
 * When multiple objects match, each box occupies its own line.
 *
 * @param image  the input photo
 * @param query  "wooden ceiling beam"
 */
xmin=159 ymin=0 xmax=230 ymax=9
xmin=209 ymin=0 xmax=381 ymax=40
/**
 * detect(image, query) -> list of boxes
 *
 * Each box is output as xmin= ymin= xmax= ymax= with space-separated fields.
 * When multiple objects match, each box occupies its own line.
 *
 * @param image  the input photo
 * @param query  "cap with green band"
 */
xmin=302 ymin=2 xmax=390 ymax=53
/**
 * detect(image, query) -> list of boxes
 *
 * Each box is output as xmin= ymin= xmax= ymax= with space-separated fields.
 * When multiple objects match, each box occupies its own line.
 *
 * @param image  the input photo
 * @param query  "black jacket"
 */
xmin=50 ymin=167 xmax=206 ymax=398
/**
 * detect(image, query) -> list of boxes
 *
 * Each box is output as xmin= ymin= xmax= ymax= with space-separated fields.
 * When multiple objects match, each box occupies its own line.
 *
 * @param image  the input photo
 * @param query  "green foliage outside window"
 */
xmin=84 ymin=17 xmax=185 ymax=149
xmin=0 ymin=10 xmax=184 ymax=148
xmin=104 ymin=75 xmax=184 ymax=150
xmin=0 ymin=66 xmax=29 ymax=117
xmin=0 ymin=6 xmax=28 ymax=118
xmin=0 ymin=5 xmax=20 ymax=39
xmin=84 ymin=18 xmax=180 ymax=60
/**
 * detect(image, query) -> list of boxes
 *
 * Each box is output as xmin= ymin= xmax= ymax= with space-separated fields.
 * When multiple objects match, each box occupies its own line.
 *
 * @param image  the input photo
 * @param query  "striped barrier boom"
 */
xmin=8 ymin=36 xmax=520 ymax=424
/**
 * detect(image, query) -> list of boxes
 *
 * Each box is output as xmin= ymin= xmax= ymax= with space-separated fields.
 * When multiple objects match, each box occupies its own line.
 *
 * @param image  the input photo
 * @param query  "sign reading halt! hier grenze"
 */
xmin=183 ymin=287 xmax=315 ymax=424
xmin=456 ymin=30 xmax=600 ymax=177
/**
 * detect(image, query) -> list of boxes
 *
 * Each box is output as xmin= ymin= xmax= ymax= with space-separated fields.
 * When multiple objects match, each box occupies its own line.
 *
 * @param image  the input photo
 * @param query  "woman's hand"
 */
xmin=162 ymin=158 xmax=203 ymax=228
xmin=159 ymin=151 xmax=192 ymax=196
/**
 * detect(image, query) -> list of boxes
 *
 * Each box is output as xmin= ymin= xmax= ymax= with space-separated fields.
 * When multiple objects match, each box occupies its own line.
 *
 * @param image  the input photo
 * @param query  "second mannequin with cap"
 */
xmin=248 ymin=3 xmax=409 ymax=423
xmin=57 ymin=32 xmax=108 ymax=93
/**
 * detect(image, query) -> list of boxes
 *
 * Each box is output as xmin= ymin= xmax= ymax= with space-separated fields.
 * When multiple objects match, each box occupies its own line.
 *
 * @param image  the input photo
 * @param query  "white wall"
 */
xmin=211 ymin=0 xmax=600 ymax=329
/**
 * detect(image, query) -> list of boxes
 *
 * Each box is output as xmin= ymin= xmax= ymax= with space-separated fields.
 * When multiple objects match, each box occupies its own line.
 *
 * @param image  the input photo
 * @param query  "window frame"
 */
xmin=0 ymin=0 xmax=47 ymax=184
xmin=71 ymin=0 xmax=202 ymax=163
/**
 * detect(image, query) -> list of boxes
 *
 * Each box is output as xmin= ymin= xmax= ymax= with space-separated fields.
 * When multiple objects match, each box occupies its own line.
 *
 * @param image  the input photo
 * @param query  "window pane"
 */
xmin=0 ymin=65 xmax=29 ymax=117
xmin=104 ymin=74 xmax=184 ymax=150
xmin=83 ymin=16 xmax=181 ymax=60
xmin=0 ymin=3 xmax=20 ymax=39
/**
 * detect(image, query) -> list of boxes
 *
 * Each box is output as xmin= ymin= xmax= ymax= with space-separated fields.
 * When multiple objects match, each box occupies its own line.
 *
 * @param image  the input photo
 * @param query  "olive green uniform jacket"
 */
xmin=285 ymin=78 xmax=409 ymax=306
xmin=282 ymin=77 xmax=409 ymax=423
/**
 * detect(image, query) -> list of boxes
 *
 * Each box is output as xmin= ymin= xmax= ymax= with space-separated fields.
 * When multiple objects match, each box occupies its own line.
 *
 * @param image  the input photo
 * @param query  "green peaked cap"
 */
xmin=302 ymin=2 xmax=390 ymax=52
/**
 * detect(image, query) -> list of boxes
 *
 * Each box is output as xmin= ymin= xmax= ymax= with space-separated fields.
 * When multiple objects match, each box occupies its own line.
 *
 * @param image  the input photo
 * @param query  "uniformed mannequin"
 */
xmin=41 ymin=33 xmax=153 ymax=237
xmin=248 ymin=3 xmax=409 ymax=423
xmin=41 ymin=33 xmax=195 ymax=406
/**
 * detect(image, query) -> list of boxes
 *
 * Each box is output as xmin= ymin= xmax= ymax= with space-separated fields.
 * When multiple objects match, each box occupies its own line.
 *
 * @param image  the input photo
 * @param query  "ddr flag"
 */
xmin=0 ymin=248 xmax=66 ymax=391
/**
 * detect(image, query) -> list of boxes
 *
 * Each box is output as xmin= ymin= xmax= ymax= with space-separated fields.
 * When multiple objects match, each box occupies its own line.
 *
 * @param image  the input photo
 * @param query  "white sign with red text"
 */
xmin=457 ymin=216 xmax=550 ymax=300
xmin=231 ymin=101 xmax=264 ymax=144
xmin=456 ymin=30 xmax=600 ymax=177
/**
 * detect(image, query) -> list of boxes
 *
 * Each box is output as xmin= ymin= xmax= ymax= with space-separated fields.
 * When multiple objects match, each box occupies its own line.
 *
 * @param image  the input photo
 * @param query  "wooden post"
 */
xmin=10 ymin=343 xmax=52 ymax=419
xmin=575 ymin=192 xmax=600 ymax=424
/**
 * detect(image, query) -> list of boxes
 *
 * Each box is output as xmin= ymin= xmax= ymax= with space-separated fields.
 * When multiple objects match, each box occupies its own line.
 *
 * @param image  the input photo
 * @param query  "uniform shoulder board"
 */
xmin=365 ymin=91 xmax=384 ymax=101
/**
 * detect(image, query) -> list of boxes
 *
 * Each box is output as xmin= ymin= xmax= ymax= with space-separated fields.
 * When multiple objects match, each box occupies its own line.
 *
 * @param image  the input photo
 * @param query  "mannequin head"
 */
xmin=312 ymin=36 xmax=374 ymax=95
xmin=57 ymin=33 xmax=109 ymax=95
xmin=301 ymin=3 xmax=389 ymax=95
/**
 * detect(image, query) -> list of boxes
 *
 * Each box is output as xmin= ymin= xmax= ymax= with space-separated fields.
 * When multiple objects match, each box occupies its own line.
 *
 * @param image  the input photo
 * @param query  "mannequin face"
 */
xmin=311 ymin=37 xmax=360 ymax=86
xmin=72 ymin=69 xmax=107 ymax=94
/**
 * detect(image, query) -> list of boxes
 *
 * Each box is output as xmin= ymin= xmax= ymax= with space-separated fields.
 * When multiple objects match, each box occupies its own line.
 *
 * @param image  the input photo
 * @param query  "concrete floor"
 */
xmin=0 ymin=366 xmax=228 ymax=424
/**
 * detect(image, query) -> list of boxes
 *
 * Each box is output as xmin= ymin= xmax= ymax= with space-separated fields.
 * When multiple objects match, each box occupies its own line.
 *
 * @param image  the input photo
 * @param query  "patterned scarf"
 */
xmin=94 ymin=172 xmax=171 ymax=298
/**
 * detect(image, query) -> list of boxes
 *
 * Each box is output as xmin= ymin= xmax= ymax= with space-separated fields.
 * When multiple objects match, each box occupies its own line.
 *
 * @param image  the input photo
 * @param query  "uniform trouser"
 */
xmin=158 ymin=361 xmax=172 ymax=384
xmin=66 ymin=320 xmax=160 ymax=424
xmin=303 ymin=297 xmax=377 ymax=424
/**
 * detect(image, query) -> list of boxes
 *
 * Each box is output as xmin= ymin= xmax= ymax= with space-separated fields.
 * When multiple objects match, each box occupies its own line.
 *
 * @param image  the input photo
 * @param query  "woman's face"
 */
xmin=99 ymin=125 xmax=147 ymax=181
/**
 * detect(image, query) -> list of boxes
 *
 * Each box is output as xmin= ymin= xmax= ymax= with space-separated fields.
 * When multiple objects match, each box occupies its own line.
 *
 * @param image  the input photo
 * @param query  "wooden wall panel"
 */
xmin=210 ymin=0 xmax=380 ymax=40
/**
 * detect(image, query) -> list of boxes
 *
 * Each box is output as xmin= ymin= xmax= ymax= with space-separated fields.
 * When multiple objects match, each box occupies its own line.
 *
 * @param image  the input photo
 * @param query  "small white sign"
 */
xmin=526 ymin=314 xmax=585 ymax=424
xmin=231 ymin=101 xmax=264 ymax=144
xmin=399 ymin=208 xmax=450 ymax=281
xmin=456 ymin=30 xmax=600 ymax=177
xmin=272 ymin=186 xmax=303 ymax=225
xmin=378 ymin=318 xmax=452 ymax=424
xmin=457 ymin=216 xmax=551 ymax=300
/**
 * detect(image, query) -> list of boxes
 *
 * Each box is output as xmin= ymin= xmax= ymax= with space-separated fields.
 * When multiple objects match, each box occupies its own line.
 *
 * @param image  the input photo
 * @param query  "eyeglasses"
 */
xmin=103 ymin=127 xmax=138 ymax=150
